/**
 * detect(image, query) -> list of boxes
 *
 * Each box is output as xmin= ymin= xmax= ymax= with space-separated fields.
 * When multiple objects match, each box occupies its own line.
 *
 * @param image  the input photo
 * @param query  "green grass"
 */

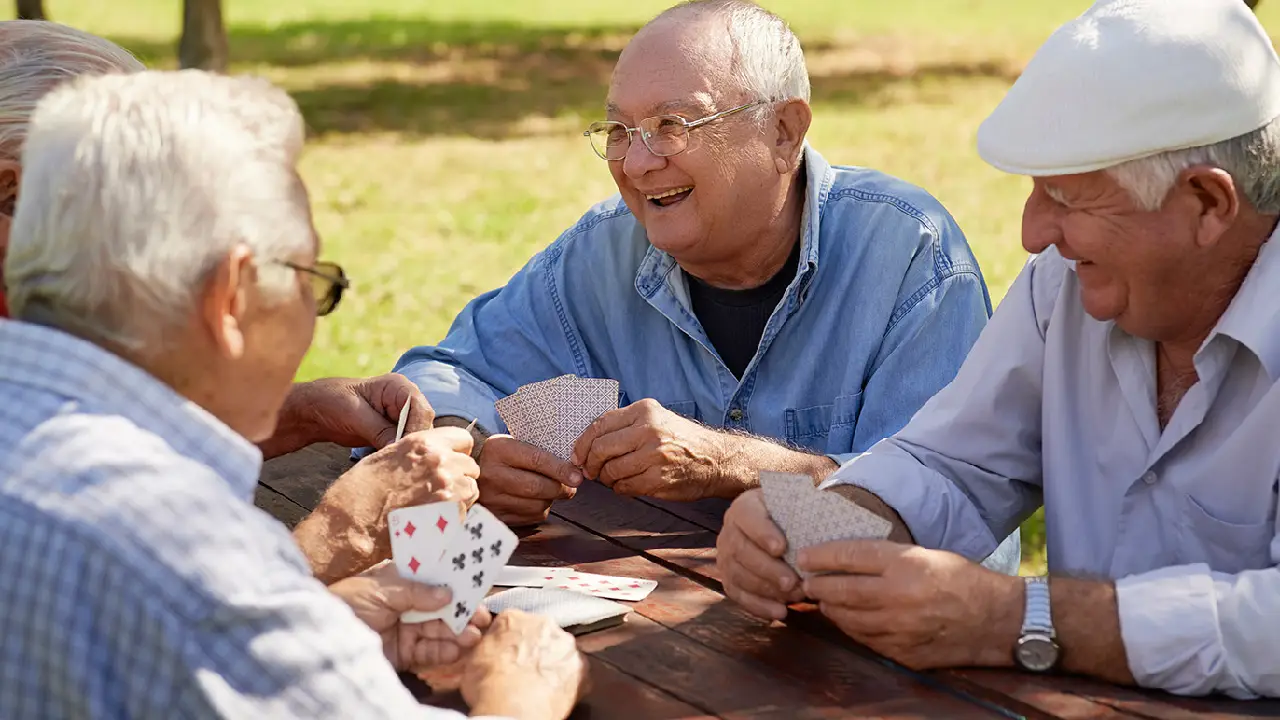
xmin=17 ymin=0 xmax=1280 ymax=573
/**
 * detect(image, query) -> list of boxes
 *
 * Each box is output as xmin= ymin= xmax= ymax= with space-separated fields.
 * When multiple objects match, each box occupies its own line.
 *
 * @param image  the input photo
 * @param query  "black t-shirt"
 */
xmin=686 ymin=239 xmax=801 ymax=379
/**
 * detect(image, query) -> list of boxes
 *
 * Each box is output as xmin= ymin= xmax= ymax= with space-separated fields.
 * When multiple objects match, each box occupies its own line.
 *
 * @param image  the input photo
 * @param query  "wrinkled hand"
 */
xmin=478 ymin=435 xmax=580 ymax=527
xmin=269 ymin=374 xmax=434 ymax=459
xmin=344 ymin=426 xmax=481 ymax=538
xmin=329 ymin=561 xmax=492 ymax=672
xmin=799 ymin=540 xmax=1021 ymax=670
xmin=460 ymin=609 xmax=588 ymax=720
xmin=571 ymin=399 xmax=727 ymax=501
xmin=717 ymin=489 xmax=803 ymax=620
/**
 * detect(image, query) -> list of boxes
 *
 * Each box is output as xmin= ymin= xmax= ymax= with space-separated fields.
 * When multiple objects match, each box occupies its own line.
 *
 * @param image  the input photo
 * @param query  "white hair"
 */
xmin=1107 ymin=115 xmax=1280 ymax=213
xmin=659 ymin=0 xmax=811 ymax=110
xmin=0 ymin=20 xmax=144 ymax=159
xmin=5 ymin=70 xmax=313 ymax=354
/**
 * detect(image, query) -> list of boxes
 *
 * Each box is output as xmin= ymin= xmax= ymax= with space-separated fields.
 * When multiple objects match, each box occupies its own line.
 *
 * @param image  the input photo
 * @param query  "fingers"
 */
xmin=579 ymin=425 xmax=646 ymax=480
xmin=803 ymin=574 xmax=890 ymax=610
xmin=731 ymin=491 xmax=787 ymax=558
xmin=594 ymin=449 xmax=651 ymax=488
xmin=796 ymin=539 xmax=904 ymax=576
xmin=717 ymin=524 xmax=800 ymax=604
xmin=477 ymin=491 xmax=556 ymax=527
xmin=414 ymin=426 xmax=475 ymax=456
xmin=723 ymin=583 xmax=790 ymax=621
xmin=570 ymin=405 xmax=638 ymax=467
xmin=486 ymin=436 xmax=580 ymax=487
xmin=483 ymin=464 xmax=574 ymax=501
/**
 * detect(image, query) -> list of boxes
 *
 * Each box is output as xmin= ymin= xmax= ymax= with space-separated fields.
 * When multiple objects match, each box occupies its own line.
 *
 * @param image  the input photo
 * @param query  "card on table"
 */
xmin=395 ymin=503 xmax=519 ymax=635
xmin=494 ymin=374 xmax=621 ymax=461
xmin=545 ymin=570 xmax=657 ymax=601
xmin=759 ymin=471 xmax=892 ymax=577
xmin=483 ymin=586 xmax=631 ymax=635
xmin=495 ymin=565 xmax=568 ymax=588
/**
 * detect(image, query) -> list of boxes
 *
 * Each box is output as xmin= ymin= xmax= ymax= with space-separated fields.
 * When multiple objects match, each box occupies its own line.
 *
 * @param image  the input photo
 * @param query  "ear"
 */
xmin=1178 ymin=166 xmax=1238 ymax=249
xmin=200 ymin=244 xmax=255 ymax=360
xmin=771 ymin=99 xmax=812 ymax=174
xmin=0 ymin=158 xmax=22 ymax=254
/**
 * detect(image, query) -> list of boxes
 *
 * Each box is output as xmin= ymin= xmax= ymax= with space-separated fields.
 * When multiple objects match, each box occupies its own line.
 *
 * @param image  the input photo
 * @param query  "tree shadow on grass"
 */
xmin=107 ymin=17 xmax=1022 ymax=140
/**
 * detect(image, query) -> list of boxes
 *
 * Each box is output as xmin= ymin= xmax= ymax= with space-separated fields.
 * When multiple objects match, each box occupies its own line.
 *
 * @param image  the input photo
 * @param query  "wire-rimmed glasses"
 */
xmin=584 ymin=100 xmax=765 ymax=161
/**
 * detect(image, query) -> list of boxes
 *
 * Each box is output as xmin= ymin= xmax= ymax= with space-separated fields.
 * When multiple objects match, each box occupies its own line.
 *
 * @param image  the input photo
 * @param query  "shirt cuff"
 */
xmin=1116 ymin=564 xmax=1241 ymax=697
xmin=818 ymin=440 xmax=997 ymax=561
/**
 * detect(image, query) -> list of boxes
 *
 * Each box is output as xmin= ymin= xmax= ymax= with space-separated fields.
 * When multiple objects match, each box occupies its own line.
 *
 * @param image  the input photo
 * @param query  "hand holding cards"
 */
xmin=389 ymin=501 xmax=517 ymax=634
xmin=495 ymin=374 xmax=620 ymax=461
xmin=759 ymin=471 xmax=892 ymax=577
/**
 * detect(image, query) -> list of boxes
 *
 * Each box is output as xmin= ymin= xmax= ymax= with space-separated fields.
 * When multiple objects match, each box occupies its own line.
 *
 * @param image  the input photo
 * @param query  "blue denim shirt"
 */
xmin=388 ymin=146 xmax=1020 ymax=572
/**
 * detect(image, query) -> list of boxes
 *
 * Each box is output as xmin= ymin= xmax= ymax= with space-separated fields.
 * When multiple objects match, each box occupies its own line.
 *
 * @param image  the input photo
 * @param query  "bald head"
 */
xmin=611 ymin=0 xmax=809 ymax=113
xmin=0 ymin=20 xmax=144 ymax=159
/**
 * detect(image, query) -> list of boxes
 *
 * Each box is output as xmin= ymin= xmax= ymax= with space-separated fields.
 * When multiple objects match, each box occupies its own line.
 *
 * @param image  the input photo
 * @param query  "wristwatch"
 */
xmin=1014 ymin=576 xmax=1060 ymax=672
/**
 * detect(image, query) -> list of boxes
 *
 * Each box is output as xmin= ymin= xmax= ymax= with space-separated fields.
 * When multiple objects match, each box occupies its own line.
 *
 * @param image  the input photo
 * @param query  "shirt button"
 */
xmin=1142 ymin=470 xmax=1158 ymax=485
xmin=728 ymin=408 xmax=744 ymax=422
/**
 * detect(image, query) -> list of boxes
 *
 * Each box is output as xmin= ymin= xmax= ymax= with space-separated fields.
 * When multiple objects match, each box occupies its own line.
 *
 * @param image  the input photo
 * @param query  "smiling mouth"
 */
xmin=646 ymin=186 xmax=693 ymax=208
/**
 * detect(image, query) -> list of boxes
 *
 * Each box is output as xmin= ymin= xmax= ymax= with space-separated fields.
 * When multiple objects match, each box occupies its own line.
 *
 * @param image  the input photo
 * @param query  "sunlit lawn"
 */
xmin=20 ymin=0 xmax=1280 ymax=573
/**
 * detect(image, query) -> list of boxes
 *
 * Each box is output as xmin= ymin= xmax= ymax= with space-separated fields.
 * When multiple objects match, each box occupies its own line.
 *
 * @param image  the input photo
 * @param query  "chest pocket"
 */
xmin=784 ymin=392 xmax=864 ymax=453
xmin=1178 ymin=488 xmax=1277 ymax=574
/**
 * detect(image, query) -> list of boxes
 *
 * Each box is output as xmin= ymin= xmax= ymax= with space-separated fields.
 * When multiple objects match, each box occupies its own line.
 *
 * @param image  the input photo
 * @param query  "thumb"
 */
xmin=381 ymin=576 xmax=452 ymax=614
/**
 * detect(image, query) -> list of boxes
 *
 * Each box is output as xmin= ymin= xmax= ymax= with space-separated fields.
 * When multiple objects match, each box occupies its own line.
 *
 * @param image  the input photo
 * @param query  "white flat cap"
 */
xmin=977 ymin=0 xmax=1280 ymax=176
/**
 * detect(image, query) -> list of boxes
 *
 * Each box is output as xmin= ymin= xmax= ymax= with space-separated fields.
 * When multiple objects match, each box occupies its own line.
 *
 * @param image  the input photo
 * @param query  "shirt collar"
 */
xmin=1207 ymin=222 xmax=1280 ymax=380
xmin=0 ymin=319 xmax=263 ymax=500
xmin=635 ymin=144 xmax=832 ymax=298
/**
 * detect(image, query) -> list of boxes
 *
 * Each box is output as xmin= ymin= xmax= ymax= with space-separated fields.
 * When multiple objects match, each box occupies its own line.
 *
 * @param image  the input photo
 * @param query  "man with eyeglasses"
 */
xmin=0 ymin=19 xmax=480 ymax=588
xmin=379 ymin=1 xmax=1020 ymax=571
xmin=0 ymin=69 xmax=587 ymax=719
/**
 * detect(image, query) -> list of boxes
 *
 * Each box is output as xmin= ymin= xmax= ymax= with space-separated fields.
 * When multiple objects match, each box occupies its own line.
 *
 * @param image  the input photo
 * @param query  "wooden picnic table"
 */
xmin=258 ymin=443 xmax=1280 ymax=720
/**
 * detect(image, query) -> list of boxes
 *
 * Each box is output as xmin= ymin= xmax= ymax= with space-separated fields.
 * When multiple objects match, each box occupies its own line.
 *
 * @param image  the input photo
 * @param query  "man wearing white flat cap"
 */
xmin=715 ymin=0 xmax=1280 ymax=698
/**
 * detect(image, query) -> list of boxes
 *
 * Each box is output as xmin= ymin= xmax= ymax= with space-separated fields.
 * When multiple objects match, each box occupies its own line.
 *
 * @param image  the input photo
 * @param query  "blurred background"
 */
xmin=9 ymin=1 xmax=1278 ymax=572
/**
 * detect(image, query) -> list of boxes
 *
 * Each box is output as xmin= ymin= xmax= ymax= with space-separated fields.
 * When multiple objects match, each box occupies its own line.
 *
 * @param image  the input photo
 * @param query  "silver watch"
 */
xmin=1014 ymin=576 xmax=1060 ymax=672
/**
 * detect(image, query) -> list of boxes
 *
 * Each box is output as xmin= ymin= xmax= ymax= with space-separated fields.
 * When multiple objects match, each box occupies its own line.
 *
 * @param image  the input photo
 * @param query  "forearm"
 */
xmin=293 ymin=479 xmax=386 ymax=584
xmin=260 ymin=382 xmax=316 ymax=460
xmin=1049 ymin=577 xmax=1135 ymax=684
xmin=714 ymin=433 xmax=839 ymax=498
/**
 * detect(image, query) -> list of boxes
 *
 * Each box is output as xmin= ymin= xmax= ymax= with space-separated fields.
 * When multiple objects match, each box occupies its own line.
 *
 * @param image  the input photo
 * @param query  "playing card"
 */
xmin=484 ymin=586 xmax=631 ymax=635
xmin=388 ymin=501 xmax=464 ymax=581
xmin=546 ymin=570 xmax=657 ymax=601
xmin=496 ymin=565 xmax=568 ymax=588
xmin=402 ymin=504 xmax=518 ymax=634
xmin=759 ymin=471 xmax=891 ymax=577
xmin=494 ymin=375 xmax=620 ymax=460
xmin=394 ymin=397 xmax=411 ymax=442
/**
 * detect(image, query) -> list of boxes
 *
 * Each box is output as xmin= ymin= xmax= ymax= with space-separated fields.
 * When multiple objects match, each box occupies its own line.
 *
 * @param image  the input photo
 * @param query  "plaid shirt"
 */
xmin=0 ymin=320 xmax=470 ymax=719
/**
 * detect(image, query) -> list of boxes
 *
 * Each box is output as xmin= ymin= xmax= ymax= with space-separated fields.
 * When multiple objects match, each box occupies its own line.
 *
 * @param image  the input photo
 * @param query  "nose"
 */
xmin=621 ymin=133 xmax=667 ymax=180
xmin=1022 ymin=190 xmax=1065 ymax=256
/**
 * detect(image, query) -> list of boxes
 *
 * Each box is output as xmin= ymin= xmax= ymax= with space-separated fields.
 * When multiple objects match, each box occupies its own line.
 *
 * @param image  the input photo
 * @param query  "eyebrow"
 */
xmin=605 ymin=98 xmax=708 ymax=118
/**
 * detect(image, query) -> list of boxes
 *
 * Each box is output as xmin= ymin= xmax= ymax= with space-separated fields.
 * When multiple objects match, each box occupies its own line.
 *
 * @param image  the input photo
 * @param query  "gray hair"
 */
xmin=5 ymin=70 xmax=313 ymax=354
xmin=658 ymin=0 xmax=811 ymax=109
xmin=1108 ymin=115 xmax=1280 ymax=213
xmin=0 ymin=20 xmax=144 ymax=159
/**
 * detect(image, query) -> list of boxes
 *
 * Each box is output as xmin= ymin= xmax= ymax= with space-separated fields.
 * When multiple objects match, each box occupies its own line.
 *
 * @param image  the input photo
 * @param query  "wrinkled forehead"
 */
xmin=606 ymin=19 xmax=735 ymax=120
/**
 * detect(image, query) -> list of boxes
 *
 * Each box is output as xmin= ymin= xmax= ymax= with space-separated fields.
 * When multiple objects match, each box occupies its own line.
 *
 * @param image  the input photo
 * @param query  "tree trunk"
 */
xmin=178 ymin=0 xmax=228 ymax=72
xmin=16 ymin=0 xmax=46 ymax=20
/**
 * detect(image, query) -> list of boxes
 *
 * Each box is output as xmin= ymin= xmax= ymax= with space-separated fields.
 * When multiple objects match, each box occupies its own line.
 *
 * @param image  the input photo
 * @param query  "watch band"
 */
xmin=1021 ymin=576 xmax=1054 ymax=636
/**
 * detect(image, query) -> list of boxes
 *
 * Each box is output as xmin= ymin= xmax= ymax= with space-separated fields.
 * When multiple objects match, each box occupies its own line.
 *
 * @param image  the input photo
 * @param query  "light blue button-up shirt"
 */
xmin=389 ymin=145 xmax=1020 ymax=572
xmin=0 ymin=320 xmax=480 ymax=719
xmin=823 ymin=236 xmax=1280 ymax=698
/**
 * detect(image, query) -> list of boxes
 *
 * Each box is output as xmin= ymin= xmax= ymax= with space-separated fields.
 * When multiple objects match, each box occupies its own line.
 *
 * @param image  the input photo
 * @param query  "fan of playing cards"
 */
xmin=759 ymin=471 xmax=892 ymax=578
xmin=389 ymin=500 xmax=657 ymax=636
xmin=494 ymin=374 xmax=621 ymax=461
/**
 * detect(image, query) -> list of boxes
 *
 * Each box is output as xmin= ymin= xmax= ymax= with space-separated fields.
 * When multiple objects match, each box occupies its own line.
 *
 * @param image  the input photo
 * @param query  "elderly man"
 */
xmin=0 ymin=70 xmax=585 ymax=719
xmin=377 ymin=0 xmax=1020 ymax=570
xmin=718 ymin=0 xmax=1280 ymax=699
xmin=0 ymin=19 xmax=470 ymax=585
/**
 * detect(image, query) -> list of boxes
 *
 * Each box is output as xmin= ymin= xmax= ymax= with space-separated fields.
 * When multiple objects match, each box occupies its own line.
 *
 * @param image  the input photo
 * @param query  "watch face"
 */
xmin=1016 ymin=635 xmax=1059 ymax=672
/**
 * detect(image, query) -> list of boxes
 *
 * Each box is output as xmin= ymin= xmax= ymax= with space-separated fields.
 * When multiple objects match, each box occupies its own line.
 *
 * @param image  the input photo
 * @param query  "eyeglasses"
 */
xmin=584 ymin=100 xmax=766 ymax=161
xmin=277 ymin=260 xmax=349 ymax=316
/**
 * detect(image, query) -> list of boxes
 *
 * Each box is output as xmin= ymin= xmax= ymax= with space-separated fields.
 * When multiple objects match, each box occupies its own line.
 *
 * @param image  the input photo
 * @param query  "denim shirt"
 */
xmin=389 ymin=145 xmax=1020 ymax=571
